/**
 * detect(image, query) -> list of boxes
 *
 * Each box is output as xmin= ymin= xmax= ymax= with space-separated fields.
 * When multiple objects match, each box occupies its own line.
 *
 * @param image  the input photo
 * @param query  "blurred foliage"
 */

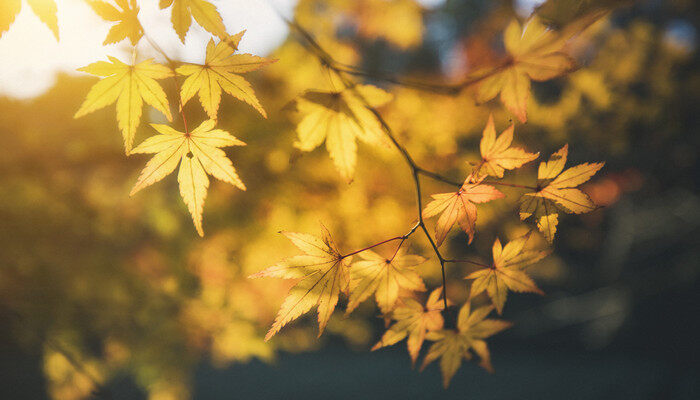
xmin=0 ymin=0 xmax=698 ymax=398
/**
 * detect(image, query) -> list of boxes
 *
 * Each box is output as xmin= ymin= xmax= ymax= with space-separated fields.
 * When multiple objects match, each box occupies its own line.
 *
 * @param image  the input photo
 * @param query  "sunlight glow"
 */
xmin=0 ymin=0 xmax=295 ymax=99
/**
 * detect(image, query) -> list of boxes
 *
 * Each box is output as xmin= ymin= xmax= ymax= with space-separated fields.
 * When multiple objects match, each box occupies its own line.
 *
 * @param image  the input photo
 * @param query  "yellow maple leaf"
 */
xmin=422 ymin=176 xmax=504 ymax=246
xmin=346 ymin=248 xmax=427 ymax=315
xmin=159 ymin=0 xmax=227 ymax=43
xmin=129 ymin=120 xmax=246 ymax=236
xmin=421 ymin=301 xmax=511 ymax=387
xmin=371 ymin=288 xmax=445 ymax=364
xmin=479 ymin=113 xmax=539 ymax=177
xmin=74 ymin=57 xmax=174 ymax=154
xmin=1 ymin=0 xmax=58 ymax=40
xmin=86 ymin=0 xmax=142 ymax=45
xmin=520 ymin=144 xmax=604 ymax=242
xmin=177 ymin=33 xmax=273 ymax=120
xmin=466 ymin=234 xmax=548 ymax=314
xmin=249 ymin=226 xmax=351 ymax=340
xmin=294 ymin=84 xmax=393 ymax=182
xmin=473 ymin=17 xmax=577 ymax=122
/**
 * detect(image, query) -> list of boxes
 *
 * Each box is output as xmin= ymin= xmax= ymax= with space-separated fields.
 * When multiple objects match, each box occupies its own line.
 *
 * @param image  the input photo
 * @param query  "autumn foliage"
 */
xmin=2 ymin=0 xmax=656 ymax=397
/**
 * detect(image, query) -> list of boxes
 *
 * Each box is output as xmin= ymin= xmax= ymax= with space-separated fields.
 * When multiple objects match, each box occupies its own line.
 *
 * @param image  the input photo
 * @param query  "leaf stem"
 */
xmin=444 ymin=258 xmax=490 ymax=268
xmin=284 ymin=18 xmax=459 ymax=313
xmin=481 ymin=180 xmax=537 ymax=190
xmin=142 ymin=32 xmax=190 ymax=133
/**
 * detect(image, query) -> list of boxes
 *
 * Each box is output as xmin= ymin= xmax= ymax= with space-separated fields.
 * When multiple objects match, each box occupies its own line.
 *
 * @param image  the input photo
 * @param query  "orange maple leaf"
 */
xmin=371 ymin=288 xmax=445 ymax=364
xmin=423 ymin=177 xmax=504 ymax=246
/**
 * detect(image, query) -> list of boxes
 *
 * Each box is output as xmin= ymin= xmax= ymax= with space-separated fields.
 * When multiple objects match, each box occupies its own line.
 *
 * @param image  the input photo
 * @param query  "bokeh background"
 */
xmin=0 ymin=0 xmax=699 ymax=399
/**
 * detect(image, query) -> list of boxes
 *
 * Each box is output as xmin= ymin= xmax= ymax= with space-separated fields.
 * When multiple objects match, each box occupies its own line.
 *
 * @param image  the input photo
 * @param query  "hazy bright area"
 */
xmin=0 ymin=0 xmax=699 ymax=399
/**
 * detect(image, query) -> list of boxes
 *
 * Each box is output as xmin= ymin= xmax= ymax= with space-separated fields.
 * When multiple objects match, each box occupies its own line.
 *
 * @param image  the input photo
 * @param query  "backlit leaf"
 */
xmin=347 ymin=248 xmax=427 ymax=315
xmin=520 ymin=144 xmax=604 ymax=242
xmin=371 ymin=288 xmax=445 ymax=364
xmin=421 ymin=301 xmax=511 ymax=387
xmin=422 ymin=176 xmax=504 ymax=246
xmin=160 ymin=0 xmax=227 ymax=42
xmin=466 ymin=234 xmax=548 ymax=313
xmin=250 ymin=226 xmax=350 ymax=340
xmin=130 ymin=120 xmax=246 ymax=236
xmin=479 ymin=113 xmax=539 ymax=177
xmin=177 ymin=33 xmax=274 ymax=119
xmin=86 ymin=0 xmax=142 ymax=45
xmin=74 ymin=57 xmax=174 ymax=154
xmin=1 ymin=0 xmax=58 ymax=40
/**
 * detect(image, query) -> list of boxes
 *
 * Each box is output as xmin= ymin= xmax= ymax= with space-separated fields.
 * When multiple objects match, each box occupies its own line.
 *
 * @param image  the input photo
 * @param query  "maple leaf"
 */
xmin=159 ymin=0 xmax=227 ymax=43
xmin=466 ymin=234 xmax=548 ymax=314
xmin=74 ymin=57 xmax=173 ymax=154
xmin=422 ymin=177 xmax=504 ymax=246
xmin=346 ymin=248 xmax=427 ymax=315
xmin=129 ymin=120 xmax=246 ymax=236
xmin=294 ymin=84 xmax=393 ymax=182
xmin=473 ymin=17 xmax=578 ymax=122
xmin=421 ymin=301 xmax=512 ymax=387
xmin=479 ymin=113 xmax=538 ymax=178
xmin=1 ymin=0 xmax=58 ymax=40
xmin=86 ymin=0 xmax=142 ymax=45
xmin=519 ymin=144 xmax=604 ymax=242
xmin=177 ymin=33 xmax=273 ymax=120
xmin=371 ymin=288 xmax=445 ymax=364
xmin=249 ymin=226 xmax=351 ymax=340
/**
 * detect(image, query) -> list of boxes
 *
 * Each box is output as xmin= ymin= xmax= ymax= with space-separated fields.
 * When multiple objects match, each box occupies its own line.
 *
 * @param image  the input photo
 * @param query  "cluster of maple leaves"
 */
xmin=251 ymin=14 xmax=605 ymax=387
xmin=66 ymin=1 xmax=273 ymax=236
xmin=5 ymin=0 xmax=607 ymax=389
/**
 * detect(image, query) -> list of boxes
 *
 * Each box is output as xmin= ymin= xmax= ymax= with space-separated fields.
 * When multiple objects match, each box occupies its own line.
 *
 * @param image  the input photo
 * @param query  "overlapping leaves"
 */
xmin=520 ymin=144 xmax=604 ymax=242
xmin=371 ymin=288 xmax=445 ymax=364
xmin=422 ymin=301 xmax=511 ymax=387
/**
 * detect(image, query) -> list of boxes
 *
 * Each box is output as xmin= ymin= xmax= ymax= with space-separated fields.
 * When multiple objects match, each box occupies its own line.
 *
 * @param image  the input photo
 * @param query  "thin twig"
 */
xmin=284 ymin=19 xmax=452 ymax=313
xmin=142 ymin=33 xmax=190 ymax=133
xmin=342 ymin=221 xmax=421 ymax=260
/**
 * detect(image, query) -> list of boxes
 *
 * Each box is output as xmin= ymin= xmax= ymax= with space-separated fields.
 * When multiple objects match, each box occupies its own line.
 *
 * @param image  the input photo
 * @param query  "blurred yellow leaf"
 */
xmin=294 ymin=84 xmax=393 ymax=182
xmin=1 ymin=0 xmax=58 ymax=40
xmin=355 ymin=0 xmax=424 ymax=49
xmin=474 ymin=17 xmax=577 ymax=122
xmin=86 ymin=0 xmax=142 ymax=45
